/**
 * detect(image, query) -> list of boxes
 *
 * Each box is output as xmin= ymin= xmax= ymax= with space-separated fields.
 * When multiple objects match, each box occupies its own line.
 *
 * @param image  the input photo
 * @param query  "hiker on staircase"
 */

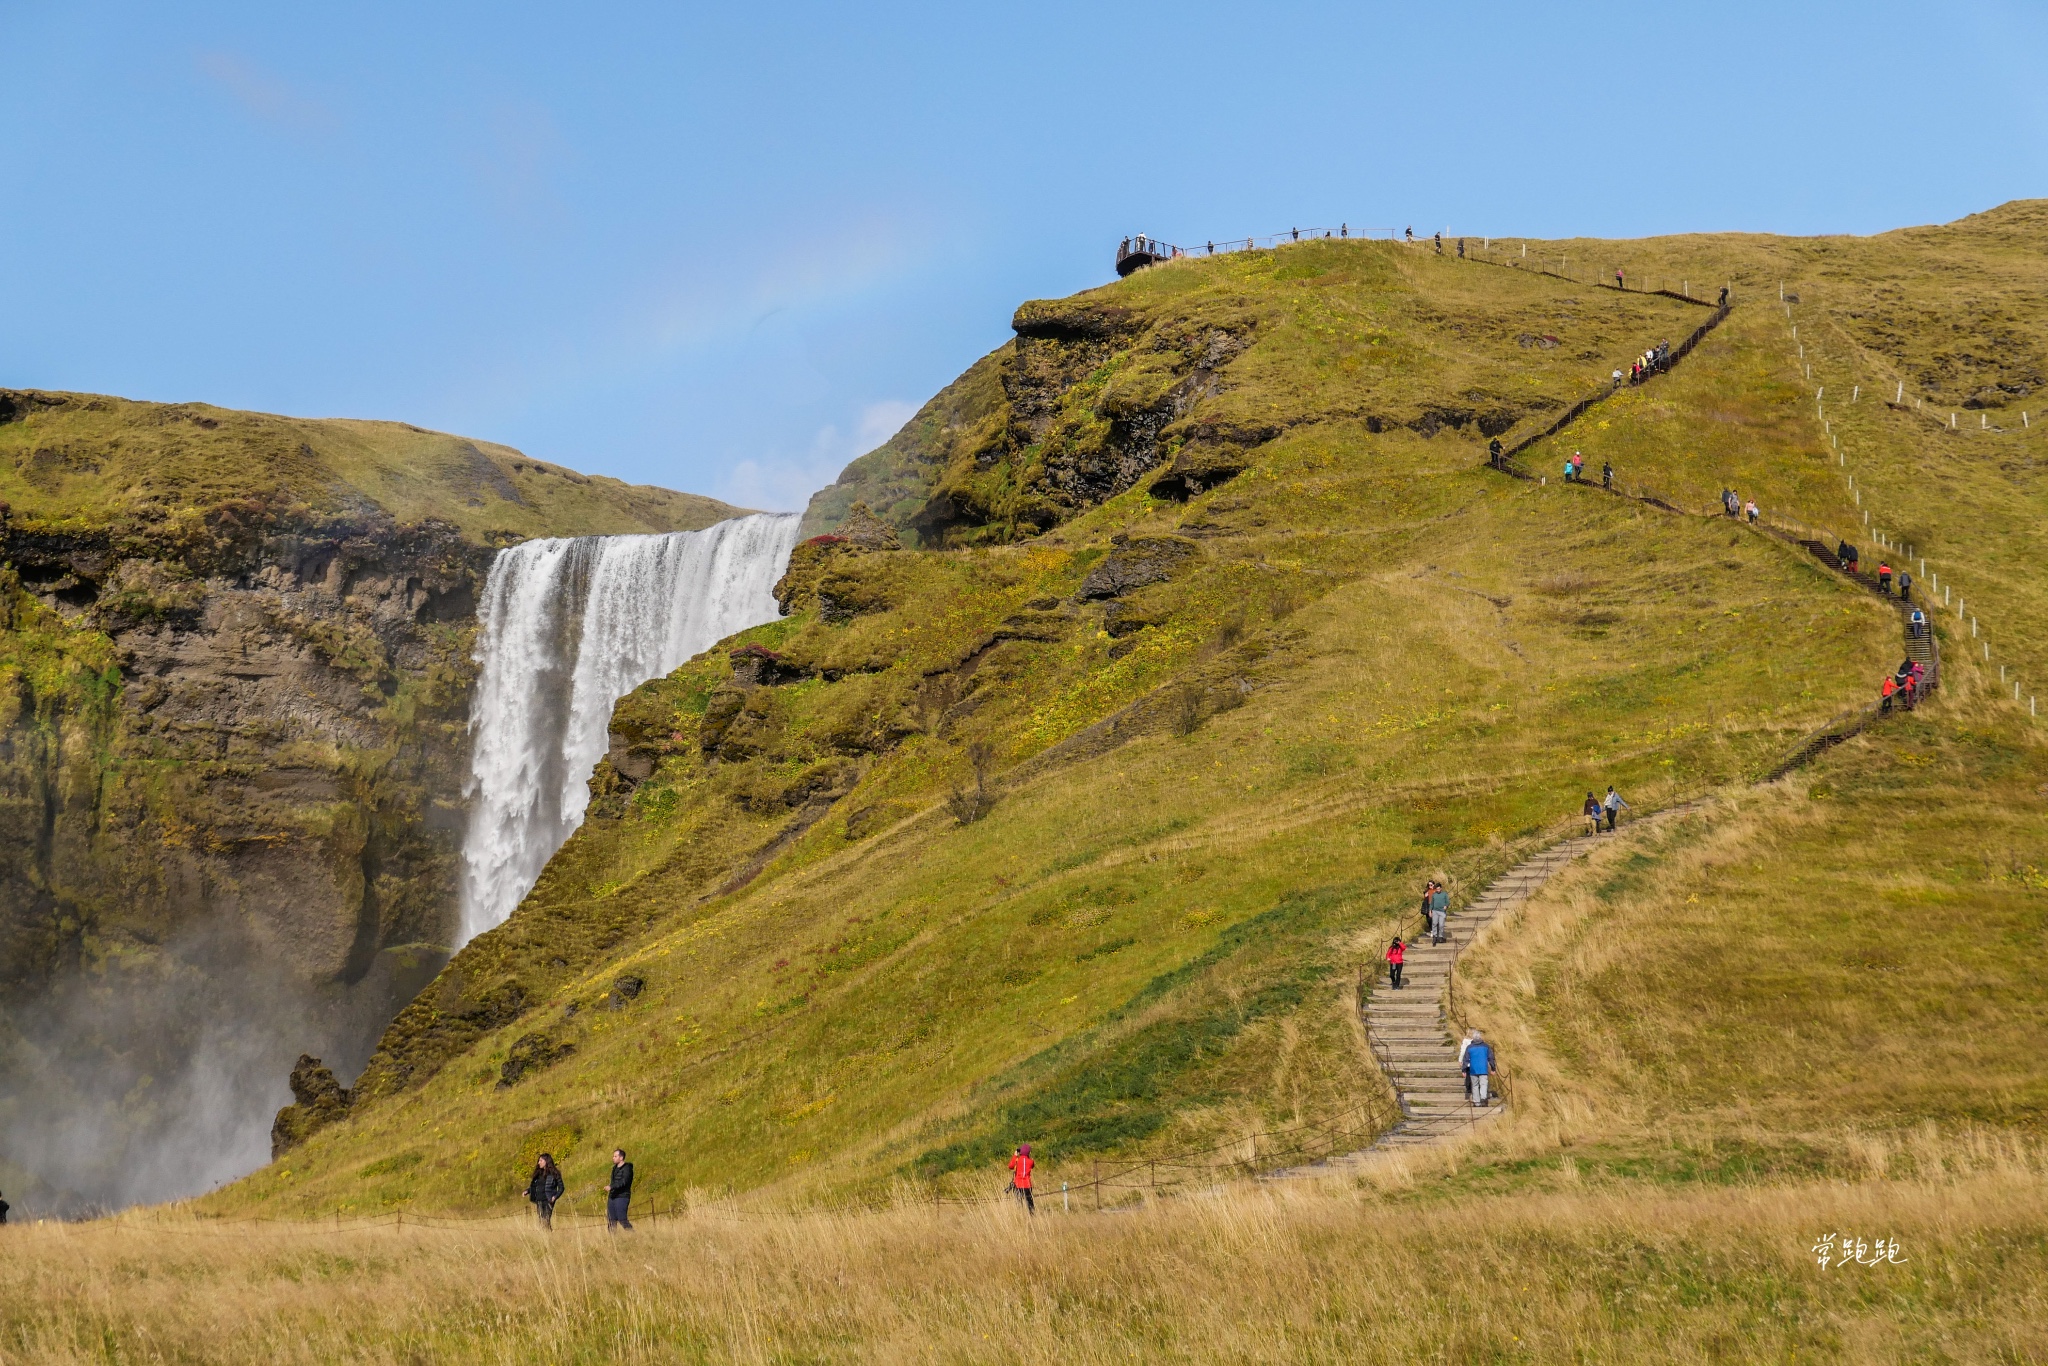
xmin=1462 ymin=1032 xmax=1493 ymax=1106
xmin=1385 ymin=937 xmax=1407 ymax=990
xmin=1878 ymin=560 xmax=1893 ymax=595
xmin=1582 ymin=792 xmax=1604 ymax=835
xmin=1881 ymin=674 xmax=1897 ymax=713
xmin=1602 ymin=460 xmax=1614 ymax=489
xmin=1898 ymin=570 xmax=1913 ymax=602
xmin=1430 ymin=884 xmax=1450 ymax=943
xmin=1838 ymin=541 xmax=1859 ymax=575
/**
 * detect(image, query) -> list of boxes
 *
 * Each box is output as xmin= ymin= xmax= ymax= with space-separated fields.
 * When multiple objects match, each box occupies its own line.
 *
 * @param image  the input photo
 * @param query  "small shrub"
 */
xmin=945 ymin=741 xmax=999 ymax=825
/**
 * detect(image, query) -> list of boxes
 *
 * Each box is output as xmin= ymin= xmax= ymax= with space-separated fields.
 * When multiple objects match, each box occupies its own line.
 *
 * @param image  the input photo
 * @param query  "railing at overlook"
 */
xmin=1117 ymin=225 xmax=1404 ymax=275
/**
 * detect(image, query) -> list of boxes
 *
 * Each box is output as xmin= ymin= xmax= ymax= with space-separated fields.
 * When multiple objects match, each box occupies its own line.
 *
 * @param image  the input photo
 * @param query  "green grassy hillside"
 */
xmin=0 ymin=389 xmax=740 ymax=543
xmin=208 ymin=206 xmax=2048 ymax=1219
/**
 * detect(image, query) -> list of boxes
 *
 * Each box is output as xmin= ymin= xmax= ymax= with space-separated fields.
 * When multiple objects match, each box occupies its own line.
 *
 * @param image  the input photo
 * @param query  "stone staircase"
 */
xmin=1362 ymin=839 xmax=1587 ymax=1148
xmin=1266 ymin=807 xmax=1705 ymax=1180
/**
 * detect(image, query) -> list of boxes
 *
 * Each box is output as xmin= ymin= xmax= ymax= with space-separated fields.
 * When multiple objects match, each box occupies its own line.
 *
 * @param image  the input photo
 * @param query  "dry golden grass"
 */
xmin=5 ymin=1156 xmax=2046 ymax=1364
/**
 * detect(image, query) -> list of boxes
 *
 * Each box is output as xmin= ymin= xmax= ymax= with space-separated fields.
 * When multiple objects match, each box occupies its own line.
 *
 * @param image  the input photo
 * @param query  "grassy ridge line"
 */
xmin=0 ymin=388 xmax=743 ymax=542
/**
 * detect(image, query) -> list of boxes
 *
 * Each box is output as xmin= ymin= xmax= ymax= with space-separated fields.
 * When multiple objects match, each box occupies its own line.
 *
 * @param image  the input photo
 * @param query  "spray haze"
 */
xmin=0 ymin=514 xmax=802 ymax=1214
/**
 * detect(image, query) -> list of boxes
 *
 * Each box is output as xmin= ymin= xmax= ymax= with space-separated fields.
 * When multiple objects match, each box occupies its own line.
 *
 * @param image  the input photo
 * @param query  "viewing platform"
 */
xmin=1115 ymin=234 xmax=1182 ymax=276
xmin=1116 ymin=224 xmax=1400 ymax=276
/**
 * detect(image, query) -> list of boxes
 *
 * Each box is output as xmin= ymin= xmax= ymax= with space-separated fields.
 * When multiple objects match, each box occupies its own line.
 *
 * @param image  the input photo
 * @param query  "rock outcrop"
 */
xmin=270 ymin=1054 xmax=354 ymax=1158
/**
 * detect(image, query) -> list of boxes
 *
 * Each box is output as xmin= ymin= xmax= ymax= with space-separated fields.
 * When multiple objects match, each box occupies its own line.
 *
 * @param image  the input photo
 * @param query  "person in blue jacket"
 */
xmin=1462 ymin=1032 xmax=1494 ymax=1106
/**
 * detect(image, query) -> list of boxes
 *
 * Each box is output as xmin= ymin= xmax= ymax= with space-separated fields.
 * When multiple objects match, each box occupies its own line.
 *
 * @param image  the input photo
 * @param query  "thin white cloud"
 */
xmin=716 ymin=398 xmax=917 ymax=512
xmin=194 ymin=51 xmax=338 ymax=136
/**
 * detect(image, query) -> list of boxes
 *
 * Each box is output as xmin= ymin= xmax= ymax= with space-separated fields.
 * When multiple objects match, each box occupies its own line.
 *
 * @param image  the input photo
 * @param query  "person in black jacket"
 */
xmin=0 ymin=1187 xmax=9 ymax=1225
xmin=525 ymin=1154 xmax=564 ymax=1230
xmin=605 ymin=1149 xmax=634 ymax=1231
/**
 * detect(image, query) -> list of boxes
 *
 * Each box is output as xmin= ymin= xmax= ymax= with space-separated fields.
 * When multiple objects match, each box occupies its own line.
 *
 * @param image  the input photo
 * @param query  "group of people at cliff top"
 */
xmin=1561 ymin=450 xmax=1613 ymax=487
xmin=522 ymin=1148 xmax=635 ymax=1231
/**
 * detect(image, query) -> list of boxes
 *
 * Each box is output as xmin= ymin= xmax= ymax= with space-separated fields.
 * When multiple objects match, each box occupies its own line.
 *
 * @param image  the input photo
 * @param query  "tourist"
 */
xmin=1878 ymin=561 xmax=1893 ymax=594
xmin=1009 ymin=1144 xmax=1035 ymax=1214
xmin=1746 ymin=499 xmax=1760 ymax=524
xmin=1909 ymin=607 xmax=1928 ymax=639
xmin=1405 ymin=226 xmax=1414 ymax=242
xmin=1430 ymin=883 xmax=1450 ymax=944
xmin=1718 ymin=285 xmax=1729 ymax=307
xmin=1583 ymin=792 xmax=1603 ymax=835
xmin=526 ymin=1153 xmax=564 ymax=1230
xmin=1881 ymin=674 xmax=1896 ymax=713
xmin=1386 ymin=937 xmax=1406 ymax=990
xmin=1465 ymin=1033 xmax=1494 ymax=1105
xmin=605 ymin=1148 xmax=635 ymax=1231
xmin=1603 ymin=785 xmax=1630 ymax=831
xmin=1457 ymin=1033 xmax=1477 ymax=1100
xmin=1615 ymin=268 xmax=1625 ymax=290
xmin=1898 ymin=570 xmax=1913 ymax=602
xmin=1458 ymin=238 xmax=1467 ymax=258
xmin=1602 ymin=460 xmax=1614 ymax=490
xmin=1489 ymin=437 xmax=1505 ymax=467
xmin=1434 ymin=231 xmax=1443 ymax=254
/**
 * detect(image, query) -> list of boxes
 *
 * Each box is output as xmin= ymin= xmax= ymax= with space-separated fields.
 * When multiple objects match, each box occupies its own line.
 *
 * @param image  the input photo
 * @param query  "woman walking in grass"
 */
xmin=526 ymin=1153 xmax=564 ymax=1230
xmin=1008 ymin=1145 xmax=1035 ymax=1214
xmin=1385 ymin=937 xmax=1406 ymax=990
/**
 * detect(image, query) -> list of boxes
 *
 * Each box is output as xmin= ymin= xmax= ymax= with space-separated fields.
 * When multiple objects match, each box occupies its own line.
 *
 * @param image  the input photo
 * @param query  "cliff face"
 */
xmin=0 ymin=389 xmax=740 ymax=1211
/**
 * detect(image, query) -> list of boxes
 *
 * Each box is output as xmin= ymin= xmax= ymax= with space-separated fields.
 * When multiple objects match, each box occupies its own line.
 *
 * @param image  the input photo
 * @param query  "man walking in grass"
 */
xmin=605 ymin=1149 xmax=635 ymax=1231
xmin=1603 ymin=786 xmax=1630 ymax=832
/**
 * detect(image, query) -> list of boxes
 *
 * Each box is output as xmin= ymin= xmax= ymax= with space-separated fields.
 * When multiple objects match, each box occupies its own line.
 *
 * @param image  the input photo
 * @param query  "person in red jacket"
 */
xmin=1386 ymin=937 xmax=1406 ymax=990
xmin=1008 ymin=1144 xmax=1035 ymax=1214
xmin=1881 ymin=675 xmax=1896 ymax=713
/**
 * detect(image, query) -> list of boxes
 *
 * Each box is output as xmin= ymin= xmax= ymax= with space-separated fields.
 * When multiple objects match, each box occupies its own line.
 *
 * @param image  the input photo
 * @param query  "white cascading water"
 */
xmin=456 ymin=512 xmax=803 ymax=945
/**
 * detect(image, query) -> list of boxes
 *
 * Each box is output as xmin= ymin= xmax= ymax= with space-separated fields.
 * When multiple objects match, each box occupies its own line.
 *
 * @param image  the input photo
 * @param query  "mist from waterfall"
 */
xmin=457 ymin=513 xmax=802 ymax=945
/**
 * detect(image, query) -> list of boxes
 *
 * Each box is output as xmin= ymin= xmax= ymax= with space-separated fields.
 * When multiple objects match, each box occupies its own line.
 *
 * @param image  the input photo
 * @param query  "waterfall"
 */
xmin=457 ymin=513 xmax=802 ymax=945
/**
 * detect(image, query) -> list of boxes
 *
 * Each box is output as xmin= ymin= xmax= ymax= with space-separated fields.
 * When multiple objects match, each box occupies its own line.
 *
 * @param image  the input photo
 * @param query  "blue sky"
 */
xmin=5 ymin=1 xmax=2043 ymax=511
